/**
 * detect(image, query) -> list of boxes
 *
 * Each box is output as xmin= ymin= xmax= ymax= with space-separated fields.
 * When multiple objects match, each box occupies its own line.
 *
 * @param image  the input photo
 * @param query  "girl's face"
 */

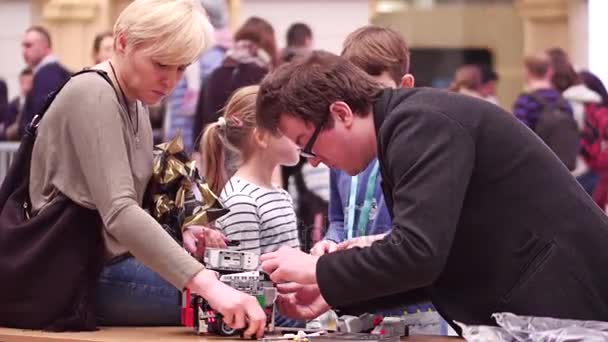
xmin=265 ymin=132 xmax=300 ymax=167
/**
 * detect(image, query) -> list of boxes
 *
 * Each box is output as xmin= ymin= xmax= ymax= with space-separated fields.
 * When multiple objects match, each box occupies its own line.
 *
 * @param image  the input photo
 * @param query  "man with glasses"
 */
xmin=311 ymin=25 xmax=414 ymax=256
xmin=256 ymin=50 xmax=608 ymax=333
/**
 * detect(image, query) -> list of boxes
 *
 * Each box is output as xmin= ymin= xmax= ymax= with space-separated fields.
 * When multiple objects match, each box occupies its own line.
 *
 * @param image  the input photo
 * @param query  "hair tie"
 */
xmin=217 ymin=117 xmax=227 ymax=129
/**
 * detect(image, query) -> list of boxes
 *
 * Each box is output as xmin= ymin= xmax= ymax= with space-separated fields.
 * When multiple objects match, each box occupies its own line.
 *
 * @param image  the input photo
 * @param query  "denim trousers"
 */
xmin=96 ymin=257 xmax=181 ymax=326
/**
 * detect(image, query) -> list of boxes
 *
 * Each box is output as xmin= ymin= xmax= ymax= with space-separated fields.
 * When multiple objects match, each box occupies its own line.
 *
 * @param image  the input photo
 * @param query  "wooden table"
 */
xmin=0 ymin=327 xmax=464 ymax=342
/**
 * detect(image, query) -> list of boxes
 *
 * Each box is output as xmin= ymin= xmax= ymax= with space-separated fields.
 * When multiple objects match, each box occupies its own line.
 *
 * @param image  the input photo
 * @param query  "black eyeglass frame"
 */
xmin=299 ymin=117 xmax=327 ymax=158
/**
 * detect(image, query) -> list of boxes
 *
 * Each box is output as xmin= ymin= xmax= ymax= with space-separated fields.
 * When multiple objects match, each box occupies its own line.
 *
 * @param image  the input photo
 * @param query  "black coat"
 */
xmin=192 ymin=62 xmax=268 ymax=149
xmin=20 ymin=62 xmax=70 ymax=138
xmin=316 ymin=88 xmax=608 ymax=331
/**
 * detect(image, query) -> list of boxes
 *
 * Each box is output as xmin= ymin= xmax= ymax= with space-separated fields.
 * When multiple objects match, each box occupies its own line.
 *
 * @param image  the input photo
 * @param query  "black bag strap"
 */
xmin=528 ymin=92 xmax=552 ymax=109
xmin=528 ymin=92 xmax=570 ymax=114
xmin=14 ymin=69 xmax=114 ymax=218
xmin=26 ymin=69 xmax=113 ymax=137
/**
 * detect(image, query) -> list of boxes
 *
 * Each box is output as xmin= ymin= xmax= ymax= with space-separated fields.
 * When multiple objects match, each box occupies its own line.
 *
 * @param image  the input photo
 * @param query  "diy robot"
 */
xmin=336 ymin=314 xmax=408 ymax=338
xmin=181 ymin=248 xmax=277 ymax=336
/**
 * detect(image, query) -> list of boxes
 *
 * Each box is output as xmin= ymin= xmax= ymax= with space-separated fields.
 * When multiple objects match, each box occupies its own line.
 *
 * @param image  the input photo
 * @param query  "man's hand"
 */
xmin=310 ymin=240 xmax=338 ymax=256
xmin=260 ymin=246 xmax=319 ymax=284
xmin=336 ymin=233 xmax=387 ymax=251
xmin=275 ymin=283 xmax=331 ymax=320
xmin=183 ymin=225 xmax=228 ymax=259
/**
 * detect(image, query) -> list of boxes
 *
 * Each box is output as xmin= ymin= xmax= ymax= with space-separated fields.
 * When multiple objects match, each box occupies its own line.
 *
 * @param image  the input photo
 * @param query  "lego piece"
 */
xmin=370 ymin=317 xmax=408 ymax=338
xmin=308 ymin=332 xmax=400 ymax=342
xmin=204 ymin=248 xmax=259 ymax=272
xmin=336 ymin=313 xmax=376 ymax=333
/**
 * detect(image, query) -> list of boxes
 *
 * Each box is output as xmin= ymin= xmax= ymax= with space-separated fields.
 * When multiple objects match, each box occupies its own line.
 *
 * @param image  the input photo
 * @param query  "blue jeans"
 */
xmin=96 ymin=257 xmax=181 ymax=326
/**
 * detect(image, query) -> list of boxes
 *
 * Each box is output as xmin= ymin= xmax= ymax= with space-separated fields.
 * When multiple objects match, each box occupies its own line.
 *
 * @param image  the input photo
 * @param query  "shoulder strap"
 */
xmin=26 ymin=69 xmax=113 ymax=136
xmin=554 ymin=97 xmax=571 ymax=112
xmin=527 ymin=92 xmax=551 ymax=109
xmin=528 ymin=92 xmax=572 ymax=115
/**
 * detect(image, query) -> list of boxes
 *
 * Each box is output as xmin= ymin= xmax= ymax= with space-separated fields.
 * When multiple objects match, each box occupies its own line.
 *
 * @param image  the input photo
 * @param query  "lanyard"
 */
xmin=346 ymin=160 xmax=380 ymax=239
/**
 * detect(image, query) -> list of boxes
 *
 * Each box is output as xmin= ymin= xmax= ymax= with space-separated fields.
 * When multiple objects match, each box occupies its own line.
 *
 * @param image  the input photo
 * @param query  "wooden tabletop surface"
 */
xmin=0 ymin=327 xmax=464 ymax=342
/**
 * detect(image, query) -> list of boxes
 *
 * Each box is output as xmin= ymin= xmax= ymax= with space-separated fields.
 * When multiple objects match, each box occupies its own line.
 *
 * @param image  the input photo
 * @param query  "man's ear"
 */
xmin=401 ymin=74 xmax=415 ymax=88
xmin=329 ymin=101 xmax=354 ymax=129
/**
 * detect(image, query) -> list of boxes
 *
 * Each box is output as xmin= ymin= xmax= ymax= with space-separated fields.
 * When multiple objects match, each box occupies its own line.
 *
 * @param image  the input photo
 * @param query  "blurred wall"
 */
xmin=0 ymin=0 xmax=592 ymax=104
xmin=0 ymin=1 xmax=31 ymax=100
xmin=30 ymin=0 xmax=115 ymax=71
xmin=589 ymin=0 xmax=608 ymax=86
xmin=238 ymin=0 xmax=370 ymax=54
xmin=516 ymin=0 xmax=588 ymax=69
xmin=568 ymin=0 xmax=588 ymax=70
xmin=374 ymin=4 xmax=524 ymax=109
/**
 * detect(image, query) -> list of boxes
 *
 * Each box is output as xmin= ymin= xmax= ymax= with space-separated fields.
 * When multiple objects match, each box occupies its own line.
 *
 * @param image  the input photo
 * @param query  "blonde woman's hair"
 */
xmin=201 ymin=85 xmax=260 ymax=195
xmin=114 ymin=0 xmax=214 ymax=65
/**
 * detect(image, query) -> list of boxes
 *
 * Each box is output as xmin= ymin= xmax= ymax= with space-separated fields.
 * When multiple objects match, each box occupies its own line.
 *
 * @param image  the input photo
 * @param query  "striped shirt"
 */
xmin=215 ymin=177 xmax=300 ymax=255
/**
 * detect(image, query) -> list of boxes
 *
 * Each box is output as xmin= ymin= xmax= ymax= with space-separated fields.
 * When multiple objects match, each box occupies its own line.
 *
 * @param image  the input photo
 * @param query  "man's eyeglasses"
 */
xmin=299 ymin=119 xmax=325 ymax=158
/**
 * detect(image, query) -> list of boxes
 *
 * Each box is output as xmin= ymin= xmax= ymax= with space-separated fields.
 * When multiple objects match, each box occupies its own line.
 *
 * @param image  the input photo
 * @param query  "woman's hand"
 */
xmin=183 ymin=225 xmax=228 ymax=259
xmin=187 ymin=269 xmax=267 ymax=338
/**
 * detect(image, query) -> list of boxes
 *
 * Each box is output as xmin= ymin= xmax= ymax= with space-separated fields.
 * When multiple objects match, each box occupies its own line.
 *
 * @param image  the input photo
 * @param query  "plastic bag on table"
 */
xmin=456 ymin=322 xmax=515 ymax=342
xmin=457 ymin=312 xmax=608 ymax=342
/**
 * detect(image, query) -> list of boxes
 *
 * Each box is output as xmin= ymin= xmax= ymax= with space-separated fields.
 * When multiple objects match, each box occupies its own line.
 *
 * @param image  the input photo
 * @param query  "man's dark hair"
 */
xmin=256 ymin=50 xmax=382 ymax=134
xmin=480 ymin=65 xmax=498 ymax=84
xmin=286 ymin=23 xmax=312 ymax=47
xmin=26 ymin=25 xmax=52 ymax=48
xmin=547 ymin=47 xmax=580 ymax=92
xmin=93 ymin=31 xmax=113 ymax=54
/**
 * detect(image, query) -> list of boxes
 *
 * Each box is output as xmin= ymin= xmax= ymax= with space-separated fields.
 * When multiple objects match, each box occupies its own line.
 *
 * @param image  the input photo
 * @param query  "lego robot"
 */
xmin=336 ymin=314 xmax=376 ymax=333
xmin=370 ymin=317 xmax=408 ymax=337
xmin=336 ymin=314 xmax=408 ymax=338
xmin=181 ymin=248 xmax=277 ymax=336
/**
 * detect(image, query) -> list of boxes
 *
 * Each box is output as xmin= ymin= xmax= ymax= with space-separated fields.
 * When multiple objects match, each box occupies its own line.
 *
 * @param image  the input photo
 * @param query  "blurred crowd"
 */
xmin=1 ymin=0 xmax=607 ymax=251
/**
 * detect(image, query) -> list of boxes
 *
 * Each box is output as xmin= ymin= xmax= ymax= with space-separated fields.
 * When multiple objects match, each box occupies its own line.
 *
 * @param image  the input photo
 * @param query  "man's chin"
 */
xmin=345 ymin=166 xmax=363 ymax=176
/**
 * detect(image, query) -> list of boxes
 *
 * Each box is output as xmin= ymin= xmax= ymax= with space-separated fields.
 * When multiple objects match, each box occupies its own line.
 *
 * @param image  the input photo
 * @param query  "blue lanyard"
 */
xmin=346 ymin=160 xmax=380 ymax=239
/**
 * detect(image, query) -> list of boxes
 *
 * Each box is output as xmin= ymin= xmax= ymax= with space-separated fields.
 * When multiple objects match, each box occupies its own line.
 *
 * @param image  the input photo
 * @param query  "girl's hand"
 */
xmin=183 ymin=225 xmax=228 ymax=258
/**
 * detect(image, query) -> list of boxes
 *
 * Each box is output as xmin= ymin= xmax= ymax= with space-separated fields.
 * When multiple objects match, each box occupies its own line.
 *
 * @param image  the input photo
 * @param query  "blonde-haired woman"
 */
xmin=29 ymin=0 xmax=265 ymax=335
